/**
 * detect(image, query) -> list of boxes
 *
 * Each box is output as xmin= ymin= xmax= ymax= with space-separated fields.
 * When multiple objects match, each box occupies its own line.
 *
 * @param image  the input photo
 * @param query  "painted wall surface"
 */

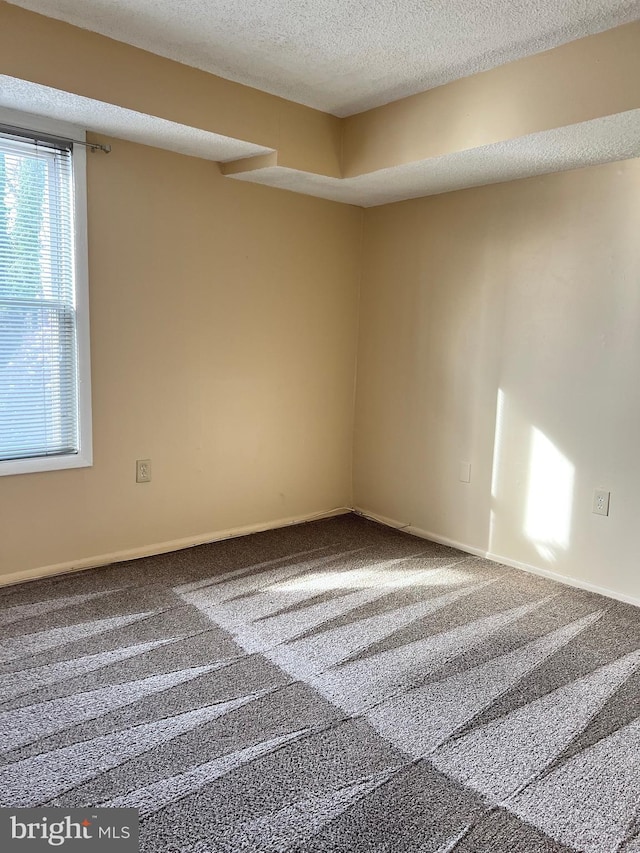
xmin=0 ymin=137 xmax=362 ymax=579
xmin=354 ymin=159 xmax=640 ymax=601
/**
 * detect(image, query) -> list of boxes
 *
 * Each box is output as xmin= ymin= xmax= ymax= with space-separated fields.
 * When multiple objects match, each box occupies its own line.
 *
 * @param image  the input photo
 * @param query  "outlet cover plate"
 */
xmin=136 ymin=459 xmax=151 ymax=483
xmin=592 ymin=489 xmax=610 ymax=516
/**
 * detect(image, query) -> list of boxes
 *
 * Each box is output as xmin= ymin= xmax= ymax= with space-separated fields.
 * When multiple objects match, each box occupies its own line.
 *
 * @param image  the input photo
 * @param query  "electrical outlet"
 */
xmin=459 ymin=461 xmax=471 ymax=483
xmin=592 ymin=489 xmax=610 ymax=516
xmin=136 ymin=459 xmax=151 ymax=483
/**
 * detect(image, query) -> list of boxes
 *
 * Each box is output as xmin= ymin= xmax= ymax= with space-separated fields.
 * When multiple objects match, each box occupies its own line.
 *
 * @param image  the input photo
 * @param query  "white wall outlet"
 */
xmin=136 ymin=459 xmax=151 ymax=483
xmin=592 ymin=489 xmax=610 ymax=516
xmin=459 ymin=461 xmax=471 ymax=483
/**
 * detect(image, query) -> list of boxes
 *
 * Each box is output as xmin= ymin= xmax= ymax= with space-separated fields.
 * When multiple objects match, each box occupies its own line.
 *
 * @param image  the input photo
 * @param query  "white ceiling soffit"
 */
xmin=0 ymin=76 xmax=638 ymax=207
xmin=227 ymin=111 xmax=640 ymax=207
xmin=0 ymin=76 xmax=272 ymax=162
xmin=7 ymin=0 xmax=640 ymax=116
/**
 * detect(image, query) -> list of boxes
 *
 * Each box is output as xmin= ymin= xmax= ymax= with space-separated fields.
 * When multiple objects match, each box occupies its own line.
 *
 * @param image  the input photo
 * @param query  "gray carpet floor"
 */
xmin=1 ymin=513 xmax=639 ymax=852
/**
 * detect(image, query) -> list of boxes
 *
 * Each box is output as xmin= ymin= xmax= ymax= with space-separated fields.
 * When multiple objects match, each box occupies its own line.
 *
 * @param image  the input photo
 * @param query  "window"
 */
xmin=0 ymin=110 xmax=91 ymax=476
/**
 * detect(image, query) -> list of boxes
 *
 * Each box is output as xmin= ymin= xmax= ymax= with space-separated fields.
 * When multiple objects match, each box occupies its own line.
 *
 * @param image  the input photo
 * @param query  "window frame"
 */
xmin=0 ymin=108 xmax=92 ymax=477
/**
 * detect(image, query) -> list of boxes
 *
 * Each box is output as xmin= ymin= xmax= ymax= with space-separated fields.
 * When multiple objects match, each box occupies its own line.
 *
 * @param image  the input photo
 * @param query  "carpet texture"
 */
xmin=1 ymin=514 xmax=639 ymax=852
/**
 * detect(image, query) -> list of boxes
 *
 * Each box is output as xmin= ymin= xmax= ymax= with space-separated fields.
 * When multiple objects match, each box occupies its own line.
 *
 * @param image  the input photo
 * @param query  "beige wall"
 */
xmin=0 ymin=137 xmax=362 ymax=580
xmin=354 ymin=159 xmax=640 ymax=602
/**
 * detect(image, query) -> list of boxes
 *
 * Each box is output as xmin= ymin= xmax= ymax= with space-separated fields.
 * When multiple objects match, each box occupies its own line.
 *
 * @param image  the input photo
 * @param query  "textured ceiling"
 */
xmin=7 ymin=0 xmax=640 ymax=115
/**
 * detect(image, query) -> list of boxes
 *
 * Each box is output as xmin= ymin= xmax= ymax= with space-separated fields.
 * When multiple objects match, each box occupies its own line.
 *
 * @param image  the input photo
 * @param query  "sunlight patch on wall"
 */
xmin=490 ymin=389 xmax=506 ymax=499
xmin=488 ymin=388 xmax=507 ymax=554
xmin=524 ymin=427 xmax=575 ymax=562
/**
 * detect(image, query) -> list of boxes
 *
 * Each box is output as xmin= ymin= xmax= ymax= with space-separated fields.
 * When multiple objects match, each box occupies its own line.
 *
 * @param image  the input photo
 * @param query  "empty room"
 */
xmin=0 ymin=1 xmax=639 ymax=851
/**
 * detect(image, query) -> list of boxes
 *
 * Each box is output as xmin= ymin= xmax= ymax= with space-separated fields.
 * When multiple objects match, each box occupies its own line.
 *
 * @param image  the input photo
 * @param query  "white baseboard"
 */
xmin=0 ymin=506 xmax=351 ymax=589
xmin=6 ymin=502 xmax=638 ymax=609
xmin=353 ymin=506 xmax=640 ymax=609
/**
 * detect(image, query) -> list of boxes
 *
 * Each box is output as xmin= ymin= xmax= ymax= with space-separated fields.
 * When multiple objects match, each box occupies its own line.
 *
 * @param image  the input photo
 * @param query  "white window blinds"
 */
xmin=0 ymin=130 xmax=79 ymax=462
